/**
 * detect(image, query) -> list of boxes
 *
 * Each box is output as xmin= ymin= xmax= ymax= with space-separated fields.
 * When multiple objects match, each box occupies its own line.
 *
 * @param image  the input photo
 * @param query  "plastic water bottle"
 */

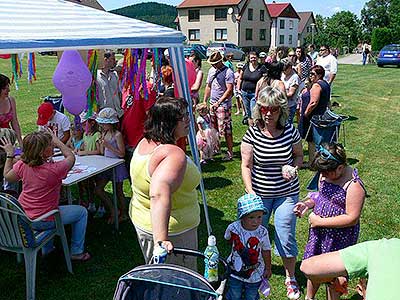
xmin=153 ymin=242 xmax=168 ymax=264
xmin=204 ymin=235 xmax=219 ymax=282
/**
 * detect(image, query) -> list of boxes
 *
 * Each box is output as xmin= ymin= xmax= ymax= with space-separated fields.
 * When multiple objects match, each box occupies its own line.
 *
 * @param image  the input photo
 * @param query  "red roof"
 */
xmin=177 ymin=0 xmax=242 ymax=8
xmin=266 ymin=2 xmax=299 ymax=19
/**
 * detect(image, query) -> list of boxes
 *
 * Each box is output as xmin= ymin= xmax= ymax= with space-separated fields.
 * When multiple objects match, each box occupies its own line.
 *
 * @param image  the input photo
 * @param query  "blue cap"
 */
xmin=237 ymin=194 xmax=266 ymax=219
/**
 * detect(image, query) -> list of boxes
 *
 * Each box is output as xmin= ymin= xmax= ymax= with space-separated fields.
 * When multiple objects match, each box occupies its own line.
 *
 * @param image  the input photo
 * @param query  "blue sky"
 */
xmin=98 ymin=0 xmax=367 ymax=17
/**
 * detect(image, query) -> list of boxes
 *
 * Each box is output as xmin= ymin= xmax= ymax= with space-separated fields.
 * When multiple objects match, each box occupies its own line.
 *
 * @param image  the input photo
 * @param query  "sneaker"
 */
xmin=88 ymin=203 xmax=97 ymax=214
xmin=200 ymin=159 xmax=207 ymax=165
xmin=285 ymin=280 xmax=300 ymax=300
xmin=94 ymin=206 xmax=105 ymax=218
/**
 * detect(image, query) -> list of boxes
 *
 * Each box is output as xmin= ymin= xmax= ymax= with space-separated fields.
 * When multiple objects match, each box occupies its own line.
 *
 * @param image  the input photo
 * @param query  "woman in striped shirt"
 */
xmin=241 ymin=86 xmax=303 ymax=300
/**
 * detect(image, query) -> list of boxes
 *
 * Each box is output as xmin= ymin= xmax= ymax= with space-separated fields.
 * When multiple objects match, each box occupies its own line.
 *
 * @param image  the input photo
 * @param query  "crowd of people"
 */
xmin=0 ymin=44 xmax=394 ymax=300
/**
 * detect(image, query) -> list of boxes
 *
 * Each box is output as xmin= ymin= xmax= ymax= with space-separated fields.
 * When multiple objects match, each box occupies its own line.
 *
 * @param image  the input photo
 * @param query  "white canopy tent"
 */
xmin=0 ymin=0 xmax=212 ymax=234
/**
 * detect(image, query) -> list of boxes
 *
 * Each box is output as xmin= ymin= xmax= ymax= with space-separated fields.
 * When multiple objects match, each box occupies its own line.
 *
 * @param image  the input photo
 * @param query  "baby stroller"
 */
xmin=113 ymin=248 xmax=230 ymax=300
xmin=306 ymin=109 xmax=348 ymax=190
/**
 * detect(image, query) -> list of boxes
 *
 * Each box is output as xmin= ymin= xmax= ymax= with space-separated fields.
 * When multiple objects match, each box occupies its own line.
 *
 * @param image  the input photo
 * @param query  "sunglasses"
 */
xmin=310 ymin=71 xmax=317 ymax=76
xmin=317 ymin=145 xmax=342 ymax=163
xmin=319 ymin=48 xmax=327 ymax=52
xmin=260 ymin=106 xmax=280 ymax=114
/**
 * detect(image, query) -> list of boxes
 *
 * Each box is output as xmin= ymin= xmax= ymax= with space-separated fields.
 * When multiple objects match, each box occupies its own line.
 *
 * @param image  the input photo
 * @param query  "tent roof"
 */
xmin=0 ymin=0 xmax=185 ymax=54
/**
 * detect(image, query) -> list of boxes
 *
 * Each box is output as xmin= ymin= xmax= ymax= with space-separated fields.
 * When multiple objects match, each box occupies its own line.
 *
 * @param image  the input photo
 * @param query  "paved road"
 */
xmin=338 ymin=53 xmax=362 ymax=65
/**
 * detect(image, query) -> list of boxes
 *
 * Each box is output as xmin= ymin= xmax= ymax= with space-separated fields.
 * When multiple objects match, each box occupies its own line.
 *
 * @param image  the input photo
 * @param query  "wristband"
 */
xmin=6 ymin=155 xmax=15 ymax=159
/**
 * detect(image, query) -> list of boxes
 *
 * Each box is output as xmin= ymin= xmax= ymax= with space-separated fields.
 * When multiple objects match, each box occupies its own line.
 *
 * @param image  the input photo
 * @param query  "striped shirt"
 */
xmin=242 ymin=123 xmax=301 ymax=198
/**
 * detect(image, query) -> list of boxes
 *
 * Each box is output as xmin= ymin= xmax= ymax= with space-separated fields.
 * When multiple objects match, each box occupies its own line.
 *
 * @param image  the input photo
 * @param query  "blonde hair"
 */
xmin=21 ymin=131 xmax=52 ymax=167
xmin=253 ymin=86 xmax=288 ymax=129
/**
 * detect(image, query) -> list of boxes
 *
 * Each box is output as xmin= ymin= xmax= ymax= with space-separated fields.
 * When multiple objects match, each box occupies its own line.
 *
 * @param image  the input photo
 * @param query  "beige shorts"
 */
xmin=134 ymin=226 xmax=198 ymax=271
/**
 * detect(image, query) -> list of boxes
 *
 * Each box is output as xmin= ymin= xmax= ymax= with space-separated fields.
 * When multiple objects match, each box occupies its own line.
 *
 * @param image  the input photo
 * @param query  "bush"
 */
xmin=371 ymin=27 xmax=393 ymax=51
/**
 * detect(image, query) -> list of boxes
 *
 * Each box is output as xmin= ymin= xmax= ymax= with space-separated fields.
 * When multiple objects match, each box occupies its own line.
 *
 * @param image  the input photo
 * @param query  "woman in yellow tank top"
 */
xmin=129 ymin=97 xmax=201 ymax=270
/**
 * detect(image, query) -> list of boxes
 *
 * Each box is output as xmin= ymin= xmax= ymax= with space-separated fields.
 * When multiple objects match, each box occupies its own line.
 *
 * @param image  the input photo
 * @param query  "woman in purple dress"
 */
xmin=293 ymin=142 xmax=366 ymax=300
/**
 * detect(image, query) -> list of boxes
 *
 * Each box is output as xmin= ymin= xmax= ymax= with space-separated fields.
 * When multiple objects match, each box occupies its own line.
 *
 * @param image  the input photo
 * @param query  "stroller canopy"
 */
xmin=114 ymin=264 xmax=219 ymax=300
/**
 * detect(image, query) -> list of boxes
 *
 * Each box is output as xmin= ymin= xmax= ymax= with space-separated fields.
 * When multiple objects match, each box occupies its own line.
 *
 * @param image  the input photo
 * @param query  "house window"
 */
xmin=289 ymin=20 xmax=294 ymax=29
xmin=289 ymin=35 xmax=293 ymax=44
xmin=188 ymin=10 xmax=200 ymax=22
xmin=215 ymin=8 xmax=228 ymax=21
xmin=246 ymin=28 xmax=253 ymax=40
xmin=260 ymin=9 xmax=265 ymax=21
xmin=248 ymin=8 xmax=253 ymax=21
xmin=260 ymin=29 xmax=266 ymax=41
xmin=279 ymin=35 xmax=284 ymax=44
xmin=215 ymin=29 xmax=227 ymax=41
xmin=280 ymin=19 xmax=285 ymax=29
xmin=188 ymin=29 xmax=200 ymax=41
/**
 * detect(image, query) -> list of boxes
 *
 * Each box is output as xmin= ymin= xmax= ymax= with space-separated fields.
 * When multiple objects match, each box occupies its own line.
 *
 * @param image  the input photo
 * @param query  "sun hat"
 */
xmin=259 ymin=51 xmax=267 ymax=58
xmin=237 ymin=194 xmax=267 ymax=219
xmin=207 ymin=51 xmax=224 ymax=65
xmin=37 ymin=102 xmax=54 ymax=125
xmin=236 ymin=62 xmax=245 ymax=69
xmin=96 ymin=107 xmax=119 ymax=124
xmin=79 ymin=111 xmax=97 ymax=123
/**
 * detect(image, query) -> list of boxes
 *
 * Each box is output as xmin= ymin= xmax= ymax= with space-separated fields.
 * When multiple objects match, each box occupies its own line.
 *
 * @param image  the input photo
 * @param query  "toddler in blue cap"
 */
xmin=224 ymin=194 xmax=272 ymax=300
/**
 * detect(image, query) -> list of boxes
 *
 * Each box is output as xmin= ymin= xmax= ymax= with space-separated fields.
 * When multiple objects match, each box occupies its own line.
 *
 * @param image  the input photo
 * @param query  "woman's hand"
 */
xmin=0 ymin=137 xmax=15 ymax=156
xmin=308 ymin=212 xmax=321 ymax=228
xmin=282 ymin=165 xmax=298 ymax=181
xmin=293 ymin=202 xmax=309 ymax=218
xmin=158 ymin=240 xmax=174 ymax=253
xmin=43 ymin=126 xmax=60 ymax=145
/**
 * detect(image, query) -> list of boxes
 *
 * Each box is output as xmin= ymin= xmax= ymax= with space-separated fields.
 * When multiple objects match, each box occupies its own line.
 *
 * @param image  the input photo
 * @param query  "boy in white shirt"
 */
xmin=37 ymin=102 xmax=70 ymax=144
xmin=225 ymin=194 xmax=271 ymax=300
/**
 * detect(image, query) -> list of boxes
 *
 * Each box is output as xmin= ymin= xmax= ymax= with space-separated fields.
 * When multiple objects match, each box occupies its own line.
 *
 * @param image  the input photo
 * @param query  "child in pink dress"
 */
xmin=195 ymin=103 xmax=219 ymax=164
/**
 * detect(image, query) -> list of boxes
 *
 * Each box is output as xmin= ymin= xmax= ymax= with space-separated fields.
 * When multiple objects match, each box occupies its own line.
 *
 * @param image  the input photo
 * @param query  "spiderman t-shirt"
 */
xmin=224 ymin=220 xmax=271 ymax=283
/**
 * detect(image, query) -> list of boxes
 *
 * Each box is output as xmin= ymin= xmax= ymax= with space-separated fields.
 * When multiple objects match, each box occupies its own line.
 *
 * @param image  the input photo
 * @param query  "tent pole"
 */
xmin=169 ymin=46 xmax=212 ymax=236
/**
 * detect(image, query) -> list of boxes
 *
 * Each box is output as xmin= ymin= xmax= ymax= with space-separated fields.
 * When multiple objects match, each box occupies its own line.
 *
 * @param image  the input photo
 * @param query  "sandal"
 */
xmin=222 ymin=152 xmax=233 ymax=161
xmin=71 ymin=252 xmax=91 ymax=262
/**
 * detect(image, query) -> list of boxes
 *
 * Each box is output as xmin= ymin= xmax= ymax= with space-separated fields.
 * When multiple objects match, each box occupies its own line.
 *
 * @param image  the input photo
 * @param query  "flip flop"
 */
xmin=71 ymin=252 xmax=91 ymax=262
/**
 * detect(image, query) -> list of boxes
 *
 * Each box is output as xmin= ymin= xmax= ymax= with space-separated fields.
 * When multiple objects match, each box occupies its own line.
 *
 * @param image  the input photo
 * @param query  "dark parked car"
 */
xmin=184 ymin=44 xmax=207 ymax=59
xmin=377 ymin=44 xmax=400 ymax=67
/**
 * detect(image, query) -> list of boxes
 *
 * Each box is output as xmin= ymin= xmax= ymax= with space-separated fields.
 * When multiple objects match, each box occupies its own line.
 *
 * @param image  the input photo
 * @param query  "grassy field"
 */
xmin=0 ymin=55 xmax=399 ymax=300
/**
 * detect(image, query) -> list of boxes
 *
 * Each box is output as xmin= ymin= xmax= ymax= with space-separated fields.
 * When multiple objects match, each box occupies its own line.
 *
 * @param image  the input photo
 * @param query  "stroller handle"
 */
xmin=172 ymin=247 xmax=230 ymax=280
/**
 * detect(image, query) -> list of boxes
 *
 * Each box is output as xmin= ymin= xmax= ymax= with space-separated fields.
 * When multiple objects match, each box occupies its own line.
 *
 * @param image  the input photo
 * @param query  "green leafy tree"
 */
xmin=306 ymin=12 xmax=361 ymax=51
xmin=361 ymin=0 xmax=400 ymax=41
xmin=111 ymin=2 xmax=177 ymax=29
xmin=371 ymin=27 xmax=393 ymax=50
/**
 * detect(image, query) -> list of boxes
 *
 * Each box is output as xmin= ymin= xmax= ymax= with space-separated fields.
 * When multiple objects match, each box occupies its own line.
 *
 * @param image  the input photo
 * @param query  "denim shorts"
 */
xmin=226 ymin=276 xmax=261 ymax=300
xmin=262 ymin=194 xmax=299 ymax=257
xmin=241 ymin=90 xmax=256 ymax=119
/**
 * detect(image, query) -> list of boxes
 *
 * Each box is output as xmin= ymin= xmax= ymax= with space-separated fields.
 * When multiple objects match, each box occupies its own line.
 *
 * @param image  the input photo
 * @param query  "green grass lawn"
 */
xmin=0 ymin=56 xmax=399 ymax=300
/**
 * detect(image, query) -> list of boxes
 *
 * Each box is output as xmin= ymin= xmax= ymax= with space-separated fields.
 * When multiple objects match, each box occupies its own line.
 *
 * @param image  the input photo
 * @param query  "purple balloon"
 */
xmin=52 ymin=50 xmax=92 ymax=115
xmin=62 ymin=94 xmax=87 ymax=116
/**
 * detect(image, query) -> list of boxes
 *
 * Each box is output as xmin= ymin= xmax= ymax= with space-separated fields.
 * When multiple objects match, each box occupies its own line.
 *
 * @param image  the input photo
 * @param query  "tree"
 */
xmin=361 ymin=0 xmax=400 ymax=41
xmin=361 ymin=0 xmax=391 ymax=38
xmin=306 ymin=11 xmax=361 ymax=52
xmin=371 ymin=27 xmax=393 ymax=50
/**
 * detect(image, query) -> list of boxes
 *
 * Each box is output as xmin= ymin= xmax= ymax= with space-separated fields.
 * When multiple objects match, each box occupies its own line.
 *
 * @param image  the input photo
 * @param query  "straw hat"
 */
xmin=207 ymin=51 xmax=224 ymax=65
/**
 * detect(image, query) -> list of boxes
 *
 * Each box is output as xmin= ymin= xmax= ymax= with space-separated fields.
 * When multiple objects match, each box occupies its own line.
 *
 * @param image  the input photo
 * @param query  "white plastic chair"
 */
xmin=0 ymin=193 xmax=73 ymax=300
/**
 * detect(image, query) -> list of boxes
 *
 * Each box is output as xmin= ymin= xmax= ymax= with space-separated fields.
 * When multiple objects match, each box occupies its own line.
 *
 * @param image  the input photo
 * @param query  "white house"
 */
xmin=267 ymin=2 xmax=300 ymax=49
xmin=177 ymin=0 xmax=272 ymax=50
